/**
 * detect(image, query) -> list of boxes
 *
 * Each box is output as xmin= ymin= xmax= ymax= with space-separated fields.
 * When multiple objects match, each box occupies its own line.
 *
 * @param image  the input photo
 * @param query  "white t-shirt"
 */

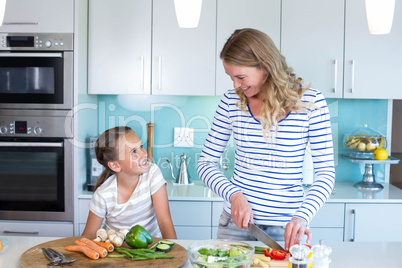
xmin=89 ymin=163 xmax=166 ymax=237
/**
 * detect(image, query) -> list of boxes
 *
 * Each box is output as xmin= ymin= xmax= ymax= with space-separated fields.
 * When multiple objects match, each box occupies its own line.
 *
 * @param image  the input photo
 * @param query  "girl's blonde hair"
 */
xmin=220 ymin=28 xmax=310 ymax=138
xmin=94 ymin=126 xmax=133 ymax=190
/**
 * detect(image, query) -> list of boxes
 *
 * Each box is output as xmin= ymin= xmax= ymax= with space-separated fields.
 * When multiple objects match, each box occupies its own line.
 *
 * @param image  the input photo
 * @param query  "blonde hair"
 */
xmin=220 ymin=28 xmax=310 ymax=138
xmin=94 ymin=126 xmax=133 ymax=190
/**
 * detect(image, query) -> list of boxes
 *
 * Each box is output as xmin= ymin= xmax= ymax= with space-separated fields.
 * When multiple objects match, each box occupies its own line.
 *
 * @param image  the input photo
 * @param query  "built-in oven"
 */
xmin=0 ymin=33 xmax=73 ymax=110
xmin=0 ymin=110 xmax=73 ymax=222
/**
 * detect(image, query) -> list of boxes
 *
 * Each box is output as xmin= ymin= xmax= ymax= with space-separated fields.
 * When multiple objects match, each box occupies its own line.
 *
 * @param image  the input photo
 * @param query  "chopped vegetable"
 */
xmin=65 ymin=245 xmax=99 ymax=260
xmin=271 ymin=249 xmax=286 ymax=260
xmin=156 ymin=243 xmax=172 ymax=252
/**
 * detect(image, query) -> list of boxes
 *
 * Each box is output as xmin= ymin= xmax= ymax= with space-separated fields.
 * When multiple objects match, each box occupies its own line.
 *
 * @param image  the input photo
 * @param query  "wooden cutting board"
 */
xmin=20 ymin=236 xmax=188 ymax=268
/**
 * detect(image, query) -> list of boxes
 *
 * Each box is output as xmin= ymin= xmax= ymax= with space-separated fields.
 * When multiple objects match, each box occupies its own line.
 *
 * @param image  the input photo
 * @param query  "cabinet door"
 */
xmin=0 ymin=221 xmax=73 ymax=237
xmin=344 ymin=203 xmax=402 ymax=242
xmin=88 ymin=0 xmax=152 ymax=94
xmin=216 ymin=0 xmax=281 ymax=96
xmin=281 ymin=0 xmax=344 ymax=98
xmin=169 ymin=201 xmax=212 ymax=226
xmin=344 ymin=0 xmax=402 ymax=99
xmin=0 ymin=0 xmax=74 ymax=33
xmin=152 ymin=0 xmax=216 ymax=96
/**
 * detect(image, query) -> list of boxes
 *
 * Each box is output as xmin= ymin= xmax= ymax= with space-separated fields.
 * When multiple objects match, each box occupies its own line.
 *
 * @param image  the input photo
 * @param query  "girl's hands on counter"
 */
xmin=284 ymin=217 xmax=311 ymax=250
xmin=230 ymin=192 xmax=253 ymax=229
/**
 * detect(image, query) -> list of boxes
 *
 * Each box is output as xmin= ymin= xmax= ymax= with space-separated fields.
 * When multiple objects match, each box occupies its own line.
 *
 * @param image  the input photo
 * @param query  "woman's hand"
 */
xmin=284 ymin=217 xmax=312 ymax=250
xmin=230 ymin=192 xmax=253 ymax=229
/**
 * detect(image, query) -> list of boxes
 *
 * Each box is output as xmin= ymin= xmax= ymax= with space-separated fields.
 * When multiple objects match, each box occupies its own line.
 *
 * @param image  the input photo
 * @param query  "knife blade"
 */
xmin=248 ymin=222 xmax=285 ymax=251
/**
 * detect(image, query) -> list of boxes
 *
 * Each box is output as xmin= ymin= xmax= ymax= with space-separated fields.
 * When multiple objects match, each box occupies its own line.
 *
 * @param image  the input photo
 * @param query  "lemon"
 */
xmin=0 ymin=240 xmax=3 ymax=251
xmin=373 ymin=148 xmax=388 ymax=160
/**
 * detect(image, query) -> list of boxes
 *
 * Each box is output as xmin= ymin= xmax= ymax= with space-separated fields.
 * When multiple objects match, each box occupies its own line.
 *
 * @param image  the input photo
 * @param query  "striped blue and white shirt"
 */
xmin=197 ymin=88 xmax=335 ymax=226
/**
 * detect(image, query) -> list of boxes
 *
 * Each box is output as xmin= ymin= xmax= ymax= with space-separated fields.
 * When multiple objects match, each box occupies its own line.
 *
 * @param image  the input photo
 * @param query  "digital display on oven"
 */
xmin=7 ymin=36 xmax=35 ymax=47
xmin=15 ymin=121 xmax=28 ymax=134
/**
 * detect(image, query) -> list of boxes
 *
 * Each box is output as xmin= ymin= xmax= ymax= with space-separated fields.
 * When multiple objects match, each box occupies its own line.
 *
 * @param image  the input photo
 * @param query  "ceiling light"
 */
xmin=365 ymin=0 xmax=395 ymax=34
xmin=0 ymin=0 xmax=6 ymax=27
xmin=174 ymin=0 xmax=202 ymax=28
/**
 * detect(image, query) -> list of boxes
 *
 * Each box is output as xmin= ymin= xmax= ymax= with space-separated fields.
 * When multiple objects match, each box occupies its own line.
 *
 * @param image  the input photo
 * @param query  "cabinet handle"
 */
xmin=4 ymin=230 xmax=39 ymax=235
xmin=350 ymin=209 xmax=356 ymax=242
xmin=333 ymin=60 xmax=338 ymax=93
xmin=351 ymin=60 xmax=355 ymax=93
xmin=140 ymin=56 xmax=144 ymax=90
xmin=2 ymin=22 xmax=39 ymax=25
xmin=158 ymin=56 xmax=162 ymax=90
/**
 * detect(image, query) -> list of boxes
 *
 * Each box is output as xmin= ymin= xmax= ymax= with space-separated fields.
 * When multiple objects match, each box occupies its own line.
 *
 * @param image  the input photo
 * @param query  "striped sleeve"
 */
xmin=293 ymin=89 xmax=335 ymax=224
xmin=197 ymin=92 xmax=241 ymax=202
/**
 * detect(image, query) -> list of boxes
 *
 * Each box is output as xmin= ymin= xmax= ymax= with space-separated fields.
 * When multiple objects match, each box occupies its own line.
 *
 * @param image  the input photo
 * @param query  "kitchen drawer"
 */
xmin=175 ymin=226 xmax=211 ymax=240
xmin=309 ymin=227 xmax=344 ymax=243
xmin=169 ymin=201 xmax=211 ymax=226
xmin=78 ymin=199 xmax=91 ymax=223
xmin=309 ymin=203 xmax=344 ymax=228
xmin=0 ymin=221 xmax=73 ymax=237
xmin=212 ymin=201 xmax=224 ymax=227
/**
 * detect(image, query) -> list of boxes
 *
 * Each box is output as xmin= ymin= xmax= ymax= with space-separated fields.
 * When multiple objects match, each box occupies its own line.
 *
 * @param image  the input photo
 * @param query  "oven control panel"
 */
xmin=0 ymin=114 xmax=73 ymax=138
xmin=0 ymin=33 xmax=73 ymax=51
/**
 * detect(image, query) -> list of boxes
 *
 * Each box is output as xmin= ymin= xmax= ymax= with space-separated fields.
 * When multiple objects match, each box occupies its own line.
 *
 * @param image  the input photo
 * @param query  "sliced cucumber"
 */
xmin=156 ymin=243 xmax=172 ymax=252
xmin=160 ymin=240 xmax=175 ymax=246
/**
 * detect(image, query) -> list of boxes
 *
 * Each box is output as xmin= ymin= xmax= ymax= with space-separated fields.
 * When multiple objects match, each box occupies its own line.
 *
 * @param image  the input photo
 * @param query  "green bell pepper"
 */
xmin=125 ymin=225 xmax=153 ymax=249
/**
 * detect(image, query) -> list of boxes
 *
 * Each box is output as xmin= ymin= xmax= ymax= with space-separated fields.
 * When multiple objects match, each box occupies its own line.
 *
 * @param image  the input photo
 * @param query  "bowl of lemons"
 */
xmin=343 ymin=125 xmax=386 ymax=159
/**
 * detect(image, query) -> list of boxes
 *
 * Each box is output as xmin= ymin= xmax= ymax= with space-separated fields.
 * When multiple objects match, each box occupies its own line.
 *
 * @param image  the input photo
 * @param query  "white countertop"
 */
xmin=79 ymin=181 xmax=402 ymax=203
xmin=2 ymin=236 xmax=402 ymax=268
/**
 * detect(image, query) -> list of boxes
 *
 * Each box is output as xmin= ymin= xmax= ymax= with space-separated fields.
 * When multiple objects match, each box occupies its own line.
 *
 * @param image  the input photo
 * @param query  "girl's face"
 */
xmin=223 ymin=60 xmax=267 ymax=99
xmin=111 ymin=131 xmax=149 ymax=177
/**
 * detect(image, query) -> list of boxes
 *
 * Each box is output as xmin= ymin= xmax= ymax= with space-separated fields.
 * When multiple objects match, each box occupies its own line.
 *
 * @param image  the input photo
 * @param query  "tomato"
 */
xmin=271 ymin=249 xmax=287 ymax=260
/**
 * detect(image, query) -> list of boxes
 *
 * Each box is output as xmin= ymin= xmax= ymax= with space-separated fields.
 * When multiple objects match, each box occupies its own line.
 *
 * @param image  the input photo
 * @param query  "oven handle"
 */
xmin=0 ymin=52 xmax=63 ymax=58
xmin=0 ymin=142 xmax=63 ymax=147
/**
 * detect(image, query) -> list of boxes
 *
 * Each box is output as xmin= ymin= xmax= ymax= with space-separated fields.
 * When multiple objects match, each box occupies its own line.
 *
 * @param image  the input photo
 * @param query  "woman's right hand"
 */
xmin=230 ymin=192 xmax=253 ymax=229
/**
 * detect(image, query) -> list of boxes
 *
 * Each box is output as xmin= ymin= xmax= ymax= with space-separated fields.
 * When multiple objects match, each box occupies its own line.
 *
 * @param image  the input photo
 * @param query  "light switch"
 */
xmin=174 ymin=127 xmax=194 ymax=147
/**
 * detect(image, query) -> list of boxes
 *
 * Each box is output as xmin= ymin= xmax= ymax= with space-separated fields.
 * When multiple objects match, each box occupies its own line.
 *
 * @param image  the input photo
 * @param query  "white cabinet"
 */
xmin=282 ymin=0 xmax=402 ymax=99
xmin=152 ymin=0 xmax=216 ymax=96
xmin=343 ymin=0 xmax=402 ymax=99
xmin=0 ymin=0 xmax=74 ymax=33
xmin=215 ymin=0 xmax=281 ymax=96
xmin=78 ymin=199 xmax=91 ymax=235
xmin=281 ymin=0 xmax=344 ymax=98
xmin=344 ymin=203 xmax=402 ymax=242
xmin=309 ymin=203 xmax=345 ymax=243
xmin=0 ymin=221 xmax=73 ymax=237
xmin=88 ymin=0 xmax=152 ymax=94
xmin=88 ymin=0 xmax=216 ymax=96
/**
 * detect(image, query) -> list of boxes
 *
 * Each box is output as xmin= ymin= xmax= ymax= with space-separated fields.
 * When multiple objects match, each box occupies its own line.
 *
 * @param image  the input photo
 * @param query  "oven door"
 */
xmin=0 ymin=51 xmax=73 ymax=110
xmin=0 ymin=138 xmax=73 ymax=221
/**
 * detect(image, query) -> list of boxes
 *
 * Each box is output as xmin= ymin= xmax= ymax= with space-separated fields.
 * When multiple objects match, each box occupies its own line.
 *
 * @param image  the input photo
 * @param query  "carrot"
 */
xmin=75 ymin=240 xmax=108 ymax=258
xmin=93 ymin=241 xmax=114 ymax=252
xmin=80 ymin=238 xmax=109 ymax=257
xmin=65 ymin=245 xmax=99 ymax=260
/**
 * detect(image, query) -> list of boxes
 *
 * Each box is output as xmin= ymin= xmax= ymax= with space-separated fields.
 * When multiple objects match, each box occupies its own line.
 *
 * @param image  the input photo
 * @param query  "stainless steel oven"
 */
xmin=0 ymin=33 xmax=73 ymax=110
xmin=0 ymin=110 xmax=73 ymax=221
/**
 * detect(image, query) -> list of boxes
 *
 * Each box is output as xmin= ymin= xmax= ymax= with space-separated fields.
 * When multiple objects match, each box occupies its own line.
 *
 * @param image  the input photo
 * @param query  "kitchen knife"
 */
xmin=249 ymin=222 xmax=285 ymax=251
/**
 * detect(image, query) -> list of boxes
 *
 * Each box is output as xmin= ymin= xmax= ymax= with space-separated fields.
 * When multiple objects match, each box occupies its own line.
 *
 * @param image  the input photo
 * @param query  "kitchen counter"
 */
xmin=79 ymin=181 xmax=402 ymax=203
xmin=2 ymin=236 xmax=402 ymax=268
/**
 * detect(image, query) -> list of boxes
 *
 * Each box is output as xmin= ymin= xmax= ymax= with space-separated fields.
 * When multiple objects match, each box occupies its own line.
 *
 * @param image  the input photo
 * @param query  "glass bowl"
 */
xmin=187 ymin=239 xmax=254 ymax=268
xmin=343 ymin=125 xmax=386 ymax=158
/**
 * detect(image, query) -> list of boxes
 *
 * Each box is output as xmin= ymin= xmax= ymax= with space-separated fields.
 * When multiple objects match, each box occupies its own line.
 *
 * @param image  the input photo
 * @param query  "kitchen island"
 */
xmin=1 ymin=236 xmax=401 ymax=268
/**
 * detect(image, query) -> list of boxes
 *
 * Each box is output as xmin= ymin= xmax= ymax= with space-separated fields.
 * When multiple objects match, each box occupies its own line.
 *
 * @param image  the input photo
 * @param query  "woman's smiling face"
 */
xmin=223 ymin=60 xmax=267 ymax=99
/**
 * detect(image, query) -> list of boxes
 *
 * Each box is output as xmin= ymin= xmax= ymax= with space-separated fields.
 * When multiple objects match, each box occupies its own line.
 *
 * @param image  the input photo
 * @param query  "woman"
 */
xmin=197 ymin=28 xmax=335 ymax=250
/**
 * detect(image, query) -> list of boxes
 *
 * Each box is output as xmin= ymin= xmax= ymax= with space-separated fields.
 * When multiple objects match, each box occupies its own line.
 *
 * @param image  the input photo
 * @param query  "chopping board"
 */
xmin=20 ymin=236 xmax=188 ymax=268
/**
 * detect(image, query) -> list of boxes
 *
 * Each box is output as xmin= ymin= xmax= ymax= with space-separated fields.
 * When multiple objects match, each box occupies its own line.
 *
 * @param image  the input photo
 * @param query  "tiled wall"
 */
xmin=97 ymin=95 xmax=389 ymax=184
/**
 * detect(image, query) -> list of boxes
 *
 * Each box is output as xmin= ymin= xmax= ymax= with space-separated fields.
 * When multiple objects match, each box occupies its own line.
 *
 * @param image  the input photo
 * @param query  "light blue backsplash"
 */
xmin=97 ymin=95 xmax=389 ymax=184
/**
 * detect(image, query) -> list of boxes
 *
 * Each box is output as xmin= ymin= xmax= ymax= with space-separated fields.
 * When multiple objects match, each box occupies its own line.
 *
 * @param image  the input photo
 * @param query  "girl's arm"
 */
xmin=152 ymin=184 xmax=177 ymax=239
xmin=81 ymin=211 xmax=104 ymax=236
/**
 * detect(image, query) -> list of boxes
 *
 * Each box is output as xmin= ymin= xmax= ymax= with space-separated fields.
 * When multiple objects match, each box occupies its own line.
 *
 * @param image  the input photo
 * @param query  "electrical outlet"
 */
xmin=174 ymin=127 xmax=194 ymax=147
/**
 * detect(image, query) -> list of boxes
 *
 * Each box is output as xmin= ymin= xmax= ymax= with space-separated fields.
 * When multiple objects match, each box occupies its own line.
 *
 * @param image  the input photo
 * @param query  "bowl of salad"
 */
xmin=187 ymin=239 xmax=254 ymax=268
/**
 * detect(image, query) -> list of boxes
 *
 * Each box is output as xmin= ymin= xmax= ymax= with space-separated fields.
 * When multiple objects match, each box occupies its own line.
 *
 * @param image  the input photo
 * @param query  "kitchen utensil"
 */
xmin=248 ymin=222 xmax=285 ymax=251
xmin=20 ymin=236 xmax=188 ymax=268
xmin=42 ymin=248 xmax=62 ymax=266
xmin=187 ymin=239 xmax=254 ymax=268
xmin=147 ymin=122 xmax=154 ymax=163
xmin=48 ymin=248 xmax=76 ymax=264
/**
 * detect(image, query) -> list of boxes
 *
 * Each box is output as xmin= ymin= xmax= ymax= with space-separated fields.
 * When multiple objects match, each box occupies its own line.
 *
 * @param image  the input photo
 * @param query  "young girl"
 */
xmin=82 ymin=126 xmax=177 ymax=239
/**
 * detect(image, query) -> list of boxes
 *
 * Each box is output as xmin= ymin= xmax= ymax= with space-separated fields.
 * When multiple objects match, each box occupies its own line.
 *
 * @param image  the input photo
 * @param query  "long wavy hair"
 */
xmin=220 ymin=28 xmax=310 ymax=139
xmin=94 ymin=126 xmax=133 ymax=190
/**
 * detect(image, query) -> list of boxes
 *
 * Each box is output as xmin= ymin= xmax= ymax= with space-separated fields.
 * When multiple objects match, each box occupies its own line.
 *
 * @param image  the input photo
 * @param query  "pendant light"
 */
xmin=365 ymin=0 xmax=395 ymax=34
xmin=0 ymin=0 xmax=6 ymax=27
xmin=174 ymin=0 xmax=202 ymax=28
